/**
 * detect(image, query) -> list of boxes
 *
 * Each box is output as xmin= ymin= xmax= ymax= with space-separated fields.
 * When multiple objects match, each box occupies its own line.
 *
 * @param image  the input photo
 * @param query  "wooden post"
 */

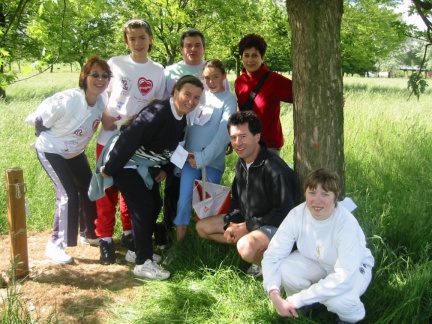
xmin=5 ymin=168 xmax=29 ymax=279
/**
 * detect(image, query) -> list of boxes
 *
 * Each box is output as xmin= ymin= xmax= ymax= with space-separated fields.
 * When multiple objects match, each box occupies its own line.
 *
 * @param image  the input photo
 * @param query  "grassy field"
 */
xmin=1 ymin=72 xmax=432 ymax=323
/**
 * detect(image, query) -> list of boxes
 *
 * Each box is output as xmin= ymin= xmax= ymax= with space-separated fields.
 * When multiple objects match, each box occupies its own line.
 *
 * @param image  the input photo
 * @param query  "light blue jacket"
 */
xmin=183 ymin=90 xmax=237 ymax=172
xmin=88 ymin=131 xmax=167 ymax=201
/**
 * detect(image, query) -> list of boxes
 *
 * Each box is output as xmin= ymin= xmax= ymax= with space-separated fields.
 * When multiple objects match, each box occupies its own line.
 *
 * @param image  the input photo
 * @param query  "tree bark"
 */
xmin=287 ymin=0 xmax=345 ymax=198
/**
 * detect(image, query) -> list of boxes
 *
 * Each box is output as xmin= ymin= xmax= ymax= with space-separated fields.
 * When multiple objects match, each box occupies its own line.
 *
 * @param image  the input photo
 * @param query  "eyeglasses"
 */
xmin=88 ymin=72 xmax=110 ymax=79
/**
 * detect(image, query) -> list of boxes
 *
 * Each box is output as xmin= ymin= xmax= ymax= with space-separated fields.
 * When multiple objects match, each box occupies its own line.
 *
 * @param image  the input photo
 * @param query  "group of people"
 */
xmin=25 ymin=19 xmax=374 ymax=324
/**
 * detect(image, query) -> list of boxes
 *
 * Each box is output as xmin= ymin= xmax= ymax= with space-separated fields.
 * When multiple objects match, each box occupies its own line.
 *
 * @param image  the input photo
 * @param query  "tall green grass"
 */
xmin=0 ymin=73 xmax=83 ymax=234
xmin=342 ymin=77 xmax=432 ymax=323
xmin=1 ymin=73 xmax=431 ymax=323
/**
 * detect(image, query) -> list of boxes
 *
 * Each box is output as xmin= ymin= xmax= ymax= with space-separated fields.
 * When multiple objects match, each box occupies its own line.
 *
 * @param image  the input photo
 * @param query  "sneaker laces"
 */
xmin=145 ymin=260 xmax=164 ymax=272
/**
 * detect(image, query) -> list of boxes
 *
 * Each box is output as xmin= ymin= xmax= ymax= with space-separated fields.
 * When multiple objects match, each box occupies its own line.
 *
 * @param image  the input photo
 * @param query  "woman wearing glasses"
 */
xmin=95 ymin=19 xmax=166 ymax=265
xmin=25 ymin=56 xmax=111 ymax=264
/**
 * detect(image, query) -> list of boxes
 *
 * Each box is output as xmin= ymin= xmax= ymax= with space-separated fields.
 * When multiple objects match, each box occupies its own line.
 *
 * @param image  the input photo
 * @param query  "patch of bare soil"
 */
xmin=0 ymin=231 xmax=144 ymax=323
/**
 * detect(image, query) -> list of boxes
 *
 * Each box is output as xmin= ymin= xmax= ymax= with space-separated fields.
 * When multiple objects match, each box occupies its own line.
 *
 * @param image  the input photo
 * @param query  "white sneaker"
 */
xmin=246 ymin=264 xmax=262 ymax=278
xmin=162 ymin=249 xmax=176 ymax=266
xmin=125 ymin=250 xmax=162 ymax=264
xmin=80 ymin=236 xmax=100 ymax=246
xmin=133 ymin=259 xmax=170 ymax=280
xmin=45 ymin=241 xmax=73 ymax=264
xmin=157 ymin=244 xmax=170 ymax=252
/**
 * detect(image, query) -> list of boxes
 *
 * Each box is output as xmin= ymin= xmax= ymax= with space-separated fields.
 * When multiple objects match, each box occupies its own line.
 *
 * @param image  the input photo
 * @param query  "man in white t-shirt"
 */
xmin=165 ymin=28 xmax=231 ymax=97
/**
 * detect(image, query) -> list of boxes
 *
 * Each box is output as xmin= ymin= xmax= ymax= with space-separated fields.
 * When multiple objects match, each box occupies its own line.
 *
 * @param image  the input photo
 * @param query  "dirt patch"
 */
xmin=0 ymin=231 xmax=143 ymax=323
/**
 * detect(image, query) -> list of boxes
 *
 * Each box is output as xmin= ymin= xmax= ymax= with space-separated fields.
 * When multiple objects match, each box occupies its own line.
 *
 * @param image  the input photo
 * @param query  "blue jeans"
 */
xmin=174 ymin=163 xmax=223 ymax=226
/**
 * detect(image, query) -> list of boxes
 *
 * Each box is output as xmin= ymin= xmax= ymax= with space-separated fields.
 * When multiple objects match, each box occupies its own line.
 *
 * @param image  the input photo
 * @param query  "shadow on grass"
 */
xmin=123 ymin=228 xmax=340 ymax=324
xmin=31 ymin=263 xmax=137 ymax=291
xmin=133 ymin=283 xmax=217 ymax=323
xmin=29 ymin=243 xmax=138 ymax=292
xmin=57 ymin=295 xmax=107 ymax=320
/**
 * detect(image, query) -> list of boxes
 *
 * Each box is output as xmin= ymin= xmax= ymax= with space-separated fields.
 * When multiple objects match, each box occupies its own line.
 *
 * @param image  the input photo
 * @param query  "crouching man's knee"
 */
xmin=325 ymin=295 xmax=365 ymax=323
xmin=195 ymin=221 xmax=208 ymax=239
xmin=237 ymin=232 xmax=268 ymax=264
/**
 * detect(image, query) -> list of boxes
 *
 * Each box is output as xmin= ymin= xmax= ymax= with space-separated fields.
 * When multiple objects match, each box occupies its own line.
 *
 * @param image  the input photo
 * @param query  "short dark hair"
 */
xmin=180 ymin=28 xmax=206 ymax=47
xmin=238 ymin=34 xmax=267 ymax=57
xmin=171 ymin=75 xmax=204 ymax=96
xmin=123 ymin=19 xmax=153 ymax=52
xmin=79 ymin=56 xmax=111 ymax=92
xmin=227 ymin=111 xmax=262 ymax=135
xmin=304 ymin=168 xmax=340 ymax=203
xmin=203 ymin=59 xmax=226 ymax=75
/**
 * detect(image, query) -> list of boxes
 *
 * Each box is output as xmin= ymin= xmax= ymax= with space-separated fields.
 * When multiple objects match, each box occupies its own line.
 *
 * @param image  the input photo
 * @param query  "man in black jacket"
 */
xmin=196 ymin=111 xmax=299 ymax=277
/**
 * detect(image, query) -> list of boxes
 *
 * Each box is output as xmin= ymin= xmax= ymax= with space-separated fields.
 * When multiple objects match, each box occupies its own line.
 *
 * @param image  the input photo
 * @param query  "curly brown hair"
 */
xmin=238 ymin=34 xmax=267 ymax=57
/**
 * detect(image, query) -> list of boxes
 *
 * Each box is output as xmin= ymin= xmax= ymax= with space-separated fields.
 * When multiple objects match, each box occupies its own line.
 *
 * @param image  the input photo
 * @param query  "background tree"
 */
xmin=114 ymin=0 xmax=262 ymax=68
xmin=408 ymin=0 xmax=431 ymax=97
xmin=3 ymin=0 xmax=417 ymax=93
xmin=287 ymin=0 xmax=345 ymax=196
xmin=27 ymin=0 xmax=116 ymax=69
xmin=0 ymin=0 xmax=35 ymax=97
xmin=396 ymin=37 xmax=426 ymax=67
xmin=341 ymin=0 xmax=408 ymax=76
xmin=255 ymin=0 xmax=292 ymax=73
xmin=286 ymin=0 xmax=409 ymax=192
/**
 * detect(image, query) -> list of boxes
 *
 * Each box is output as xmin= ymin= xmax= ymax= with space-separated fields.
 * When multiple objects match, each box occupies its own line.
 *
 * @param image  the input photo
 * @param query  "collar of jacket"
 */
xmin=241 ymin=63 xmax=270 ymax=80
xmin=239 ymin=141 xmax=268 ymax=169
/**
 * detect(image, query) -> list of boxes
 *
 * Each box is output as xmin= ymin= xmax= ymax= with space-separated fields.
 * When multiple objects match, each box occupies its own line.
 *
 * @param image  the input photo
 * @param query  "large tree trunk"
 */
xmin=287 ymin=0 xmax=345 ymax=198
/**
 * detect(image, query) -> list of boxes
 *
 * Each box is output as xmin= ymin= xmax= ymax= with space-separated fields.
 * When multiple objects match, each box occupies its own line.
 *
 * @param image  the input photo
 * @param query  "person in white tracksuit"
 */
xmin=262 ymin=168 xmax=374 ymax=324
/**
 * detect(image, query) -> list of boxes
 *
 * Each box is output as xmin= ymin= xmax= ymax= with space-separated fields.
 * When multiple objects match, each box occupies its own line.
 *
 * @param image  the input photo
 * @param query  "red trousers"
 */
xmin=95 ymin=143 xmax=132 ymax=237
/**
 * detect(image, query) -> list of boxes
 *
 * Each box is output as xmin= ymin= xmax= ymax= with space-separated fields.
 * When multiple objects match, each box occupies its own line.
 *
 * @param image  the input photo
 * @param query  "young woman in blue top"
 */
xmin=174 ymin=59 xmax=237 ymax=242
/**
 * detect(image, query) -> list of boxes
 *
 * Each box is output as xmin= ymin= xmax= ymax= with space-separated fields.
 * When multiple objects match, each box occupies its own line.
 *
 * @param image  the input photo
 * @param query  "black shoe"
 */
xmin=99 ymin=240 xmax=115 ymax=265
xmin=121 ymin=233 xmax=135 ymax=251
xmin=299 ymin=302 xmax=325 ymax=316
xmin=154 ymin=222 xmax=169 ymax=246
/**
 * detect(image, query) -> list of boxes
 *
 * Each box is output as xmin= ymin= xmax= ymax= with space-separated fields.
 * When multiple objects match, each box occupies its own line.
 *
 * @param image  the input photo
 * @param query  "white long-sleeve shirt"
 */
xmin=25 ymin=88 xmax=107 ymax=159
xmin=262 ymin=202 xmax=374 ymax=308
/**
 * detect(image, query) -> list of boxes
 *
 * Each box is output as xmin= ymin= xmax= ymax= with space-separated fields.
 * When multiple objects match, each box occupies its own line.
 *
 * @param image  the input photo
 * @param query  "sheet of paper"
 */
xmin=170 ymin=144 xmax=189 ymax=169
xmin=193 ymin=105 xmax=213 ymax=126
xmin=339 ymin=197 xmax=357 ymax=212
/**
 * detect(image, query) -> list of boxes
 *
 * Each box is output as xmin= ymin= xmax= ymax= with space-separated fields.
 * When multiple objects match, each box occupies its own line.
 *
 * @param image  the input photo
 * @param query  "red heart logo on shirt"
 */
xmin=138 ymin=77 xmax=153 ymax=96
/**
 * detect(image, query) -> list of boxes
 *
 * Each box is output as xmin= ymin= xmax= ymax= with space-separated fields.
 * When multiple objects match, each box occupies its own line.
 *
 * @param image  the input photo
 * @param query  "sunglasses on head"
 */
xmin=88 ymin=72 xmax=110 ymax=79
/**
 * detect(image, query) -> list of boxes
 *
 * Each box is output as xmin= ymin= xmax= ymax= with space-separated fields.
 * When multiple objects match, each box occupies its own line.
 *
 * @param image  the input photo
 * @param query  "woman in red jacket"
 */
xmin=235 ymin=34 xmax=293 ymax=155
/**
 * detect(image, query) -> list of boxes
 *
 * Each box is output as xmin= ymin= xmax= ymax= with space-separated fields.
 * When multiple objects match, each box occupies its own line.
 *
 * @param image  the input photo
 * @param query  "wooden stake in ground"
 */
xmin=5 ymin=168 xmax=29 ymax=280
